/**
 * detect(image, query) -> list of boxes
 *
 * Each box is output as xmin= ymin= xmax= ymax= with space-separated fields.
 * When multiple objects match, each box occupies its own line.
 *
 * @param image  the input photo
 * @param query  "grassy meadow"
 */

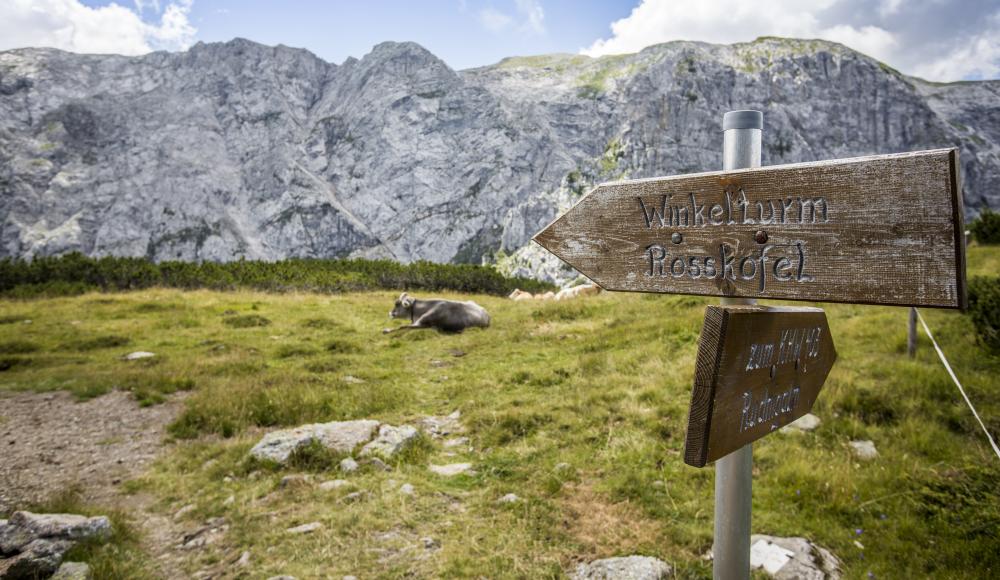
xmin=0 ymin=246 xmax=998 ymax=578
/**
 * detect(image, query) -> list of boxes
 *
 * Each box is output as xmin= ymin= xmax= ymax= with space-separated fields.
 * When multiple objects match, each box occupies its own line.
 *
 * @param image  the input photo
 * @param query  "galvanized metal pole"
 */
xmin=714 ymin=110 xmax=762 ymax=580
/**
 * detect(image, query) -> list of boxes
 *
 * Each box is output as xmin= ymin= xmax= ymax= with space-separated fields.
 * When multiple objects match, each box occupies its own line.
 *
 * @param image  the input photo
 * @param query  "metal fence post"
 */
xmin=713 ymin=110 xmax=762 ymax=580
xmin=908 ymin=307 xmax=918 ymax=357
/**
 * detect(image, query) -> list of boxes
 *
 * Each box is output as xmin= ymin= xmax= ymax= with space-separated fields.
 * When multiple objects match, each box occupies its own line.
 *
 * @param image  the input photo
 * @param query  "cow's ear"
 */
xmin=397 ymin=292 xmax=409 ymax=303
xmin=402 ymin=296 xmax=414 ymax=307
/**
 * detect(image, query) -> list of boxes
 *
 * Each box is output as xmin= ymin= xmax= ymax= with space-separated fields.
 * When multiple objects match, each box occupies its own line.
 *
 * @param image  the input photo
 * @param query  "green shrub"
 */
xmin=0 ymin=253 xmax=555 ymax=298
xmin=967 ymin=276 xmax=1000 ymax=352
xmin=969 ymin=208 xmax=1000 ymax=245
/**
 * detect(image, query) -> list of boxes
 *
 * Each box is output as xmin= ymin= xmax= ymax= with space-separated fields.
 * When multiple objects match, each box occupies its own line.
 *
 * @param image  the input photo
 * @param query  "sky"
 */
xmin=0 ymin=0 xmax=997 ymax=82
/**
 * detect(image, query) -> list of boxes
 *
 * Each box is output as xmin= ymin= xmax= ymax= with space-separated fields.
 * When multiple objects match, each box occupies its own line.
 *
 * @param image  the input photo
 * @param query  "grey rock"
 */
xmin=249 ymin=419 xmax=379 ymax=464
xmin=0 ymin=538 xmax=74 ymax=578
xmin=286 ymin=522 xmax=322 ymax=534
xmin=782 ymin=413 xmax=821 ymax=433
xmin=0 ymin=38 xmax=994 ymax=270
xmin=365 ymin=457 xmax=392 ymax=472
xmin=319 ymin=479 xmax=351 ymax=491
xmin=266 ymin=576 xmax=297 ymax=580
xmin=849 ymin=440 xmax=878 ymax=460
xmin=750 ymin=535 xmax=841 ymax=579
xmin=443 ymin=436 xmax=470 ymax=448
xmin=279 ymin=474 xmax=312 ymax=488
xmin=51 ymin=561 xmax=91 ymax=580
xmin=428 ymin=463 xmax=474 ymax=477
xmin=1 ymin=512 xmax=111 ymax=554
xmin=419 ymin=411 xmax=463 ymax=438
xmin=236 ymin=550 xmax=251 ymax=567
xmin=122 ymin=351 xmax=155 ymax=361
xmin=498 ymin=493 xmax=520 ymax=504
xmin=339 ymin=457 xmax=360 ymax=473
xmin=360 ymin=424 xmax=419 ymax=458
xmin=343 ymin=491 xmax=365 ymax=502
xmin=571 ymin=555 xmax=672 ymax=579
xmin=399 ymin=483 xmax=415 ymax=495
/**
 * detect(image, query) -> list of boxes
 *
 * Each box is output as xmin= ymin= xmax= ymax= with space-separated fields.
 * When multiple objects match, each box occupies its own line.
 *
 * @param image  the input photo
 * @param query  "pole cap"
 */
xmin=723 ymin=110 xmax=763 ymax=131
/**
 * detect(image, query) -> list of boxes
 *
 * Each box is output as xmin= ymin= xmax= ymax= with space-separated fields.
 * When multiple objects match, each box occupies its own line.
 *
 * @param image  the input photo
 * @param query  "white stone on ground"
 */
xmin=286 ymin=522 xmax=322 ymax=534
xmin=399 ymin=483 xmax=415 ymax=495
xmin=236 ymin=550 xmax=251 ymax=567
xmin=122 ymin=351 xmax=155 ymax=361
xmin=849 ymin=440 xmax=878 ymax=460
xmin=51 ymin=561 xmax=91 ymax=579
xmin=249 ymin=420 xmax=379 ymax=464
xmin=429 ymin=463 xmax=474 ymax=477
xmin=340 ymin=457 xmax=359 ymax=473
xmin=498 ymin=493 xmax=519 ymax=504
xmin=750 ymin=535 xmax=841 ymax=579
xmin=443 ymin=436 xmax=470 ymax=448
xmin=319 ymin=480 xmax=351 ymax=491
xmin=360 ymin=424 xmax=418 ymax=458
xmin=782 ymin=413 xmax=821 ymax=433
xmin=571 ymin=555 xmax=672 ymax=579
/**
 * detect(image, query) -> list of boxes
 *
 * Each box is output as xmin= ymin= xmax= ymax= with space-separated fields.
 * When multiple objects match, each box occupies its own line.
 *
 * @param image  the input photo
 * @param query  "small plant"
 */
xmin=969 ymin=208 xmax=1000 ymax=244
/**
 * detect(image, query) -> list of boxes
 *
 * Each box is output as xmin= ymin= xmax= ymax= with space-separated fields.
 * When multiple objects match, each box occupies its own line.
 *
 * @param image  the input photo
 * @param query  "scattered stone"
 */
xmin=651 ymin=480 xmax=665 ymax=488
xmin=52 ymin=561 xmax=91 ymax=579
xmin=344 ymin=492 xmax=365 ymax=503
xmin=443 ymin=436 xmax=470 ymax=448
xmin=286 ymin=522 xmax=323 ymax=535
xmin=222 ymin=495 xmax=235 ymax=506
xmin=782 ymin=413 xmax=821 ymax=433
xmin=498 ymin=493 xmax=520 ymax=504
xmin=429 ymin=463 xmax=474 ymax=477
xmin=343 ymin=375 xmax=365 ymax=384
xmin=360 ymin=424 xmax=419 ymax=458
xmin=236 ymin=550 xmax=251 ymax=567
xmin=429 ymin=359 xmax=450 ymax=368
xmin=448 ymin=349 xmax=466 ymax=357
xmin=122 ymin=351 xmax=155 ymax=361
xmin=249 ymin=419 xmax=379 ymax=464
xmin=279 ymin=474 xmax=312 ymax=488
xmin=0 ymin=512 xmax=111 ymax=579
xmin=399 ymin=483 xmax=415 ymax=495
xmin=340 ymin=457 xmax=359 ymax=473
xmin=849 ymin=440 xmax=878 ymax=461
xmin=571 ymin=555 xmax=672 ymax=579
xmin=319 ymin=479 xmax=351 ymax=491
xmin=555 ymin=462 xmax=572 ymax=472
xmin=343 ymin=576 xmax=358 ymax=580
xmin=421 ymin=537 xmax=441 ymax=551
xmin=365 ymin=457 xmax=392 ymax=472
xmin=173 ymin=504 xmax=196 ymax=521
xmin=750 ymin=535 xmax=841 ymax=579
xmin=419 ymin=410 xmax=463 ymax=438
xmin=266 ymin=576 xmax=297 ymax=580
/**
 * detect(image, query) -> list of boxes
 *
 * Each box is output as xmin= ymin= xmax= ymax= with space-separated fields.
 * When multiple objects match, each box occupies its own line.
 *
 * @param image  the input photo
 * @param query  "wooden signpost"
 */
xmin=532 ymin=109 xmax=967 ymax=580
xmin=684 ymin=305 xmax=837 ymax=468
xmin=534 ymin=148 xmax=967 ymax=309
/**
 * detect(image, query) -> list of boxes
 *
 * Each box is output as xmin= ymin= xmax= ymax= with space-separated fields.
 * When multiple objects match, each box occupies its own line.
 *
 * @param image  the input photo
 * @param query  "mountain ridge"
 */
xmin=1 ymin=36 xmax=996 ymax=276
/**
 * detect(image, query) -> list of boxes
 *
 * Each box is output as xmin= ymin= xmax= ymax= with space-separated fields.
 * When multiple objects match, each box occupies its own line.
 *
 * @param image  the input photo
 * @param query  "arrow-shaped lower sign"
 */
xmin=684 ymin=305 xmax=837 ymax=467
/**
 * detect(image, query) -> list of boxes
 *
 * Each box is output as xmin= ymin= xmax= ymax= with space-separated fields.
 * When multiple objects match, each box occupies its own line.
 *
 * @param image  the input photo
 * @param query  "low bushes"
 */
xmin=969 ymin=208 xmax=1000 ymax=245
xmin=0 ymin=252 xmax=555 ymax=298
xmin=967 ymin=276 xmax=1000 ymax=352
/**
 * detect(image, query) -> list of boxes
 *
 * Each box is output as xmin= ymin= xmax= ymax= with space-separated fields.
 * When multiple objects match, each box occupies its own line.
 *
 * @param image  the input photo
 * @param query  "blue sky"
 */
xmin=2 ymin=1 xmax=998 ymax=81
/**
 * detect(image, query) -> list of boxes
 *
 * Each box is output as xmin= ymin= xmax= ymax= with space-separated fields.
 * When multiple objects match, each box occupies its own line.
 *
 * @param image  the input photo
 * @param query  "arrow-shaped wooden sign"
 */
xmin=684 ymin=305 xmax=837 ymax=467
xmin=534 ymin=149 xmax=967 ymax=309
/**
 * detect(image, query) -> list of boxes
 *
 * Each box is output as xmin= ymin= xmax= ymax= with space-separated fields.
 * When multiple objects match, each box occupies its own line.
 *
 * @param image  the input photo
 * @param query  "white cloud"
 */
xmin=478 ymin=0 xmax=545 ymax=35
xmin=479 ymin=7 xmax=513 ymax=33
xmin=0 ymin=0 xmax=196 ymax=56
xmin=583 ymin=0 xmax=999 ymax=81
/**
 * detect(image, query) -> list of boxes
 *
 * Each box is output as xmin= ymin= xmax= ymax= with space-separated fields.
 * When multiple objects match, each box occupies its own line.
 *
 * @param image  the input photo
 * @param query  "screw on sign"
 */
xmin=532 ymin=110 xmax=967 ymax=580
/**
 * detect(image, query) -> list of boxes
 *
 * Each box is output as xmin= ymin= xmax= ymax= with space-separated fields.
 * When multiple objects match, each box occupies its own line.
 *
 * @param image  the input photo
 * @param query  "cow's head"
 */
xmin=389 ymin=293 xmax=415 ymax=319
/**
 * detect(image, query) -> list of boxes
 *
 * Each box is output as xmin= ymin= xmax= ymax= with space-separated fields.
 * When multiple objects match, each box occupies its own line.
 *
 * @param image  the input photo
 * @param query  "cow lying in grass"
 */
xmin=383 ymin=293 xmax=491 ymax=335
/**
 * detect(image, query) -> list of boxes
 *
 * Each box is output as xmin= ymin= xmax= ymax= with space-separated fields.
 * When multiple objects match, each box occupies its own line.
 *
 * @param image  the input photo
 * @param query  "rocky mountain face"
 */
xmin=1 ymin=37 xmax=997 ymax=270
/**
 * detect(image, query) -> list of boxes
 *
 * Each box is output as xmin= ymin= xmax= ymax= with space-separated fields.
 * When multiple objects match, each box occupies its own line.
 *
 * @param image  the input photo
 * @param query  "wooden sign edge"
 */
xmin=532 ymin=147 xmax=969 ymax=311
xmin=683 ymin=305 xmax=728 ymax=468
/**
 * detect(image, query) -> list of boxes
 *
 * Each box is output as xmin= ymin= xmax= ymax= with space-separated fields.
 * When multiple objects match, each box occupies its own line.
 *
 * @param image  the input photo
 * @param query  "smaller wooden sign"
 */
xmin=684 ymin=305 xmax=837 ymax=468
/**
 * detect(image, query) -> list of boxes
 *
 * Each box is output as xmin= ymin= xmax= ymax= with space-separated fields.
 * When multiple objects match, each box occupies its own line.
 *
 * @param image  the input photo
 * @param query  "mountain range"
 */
xmin=1 ymin=37 xmax=997 ymax=279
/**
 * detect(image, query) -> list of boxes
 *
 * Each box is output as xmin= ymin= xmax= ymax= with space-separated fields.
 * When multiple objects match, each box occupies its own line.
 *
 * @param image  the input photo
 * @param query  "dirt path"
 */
xmin=0 ymin=390 xmax=192 ymax=577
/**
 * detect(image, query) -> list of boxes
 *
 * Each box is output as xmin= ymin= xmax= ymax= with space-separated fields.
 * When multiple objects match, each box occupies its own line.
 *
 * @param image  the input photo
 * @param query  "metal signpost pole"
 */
xmin=713 ymin=110 xmax=762 ymax=580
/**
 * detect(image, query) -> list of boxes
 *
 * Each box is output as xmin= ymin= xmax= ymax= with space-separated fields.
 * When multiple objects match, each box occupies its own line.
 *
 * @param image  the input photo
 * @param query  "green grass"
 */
xmin=1 ymin=250 xmax=998 ymax=578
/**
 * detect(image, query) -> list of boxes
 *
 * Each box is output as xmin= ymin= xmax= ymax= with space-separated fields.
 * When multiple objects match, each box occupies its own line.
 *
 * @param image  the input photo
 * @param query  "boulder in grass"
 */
xmin=51 ymin=561 xmax=92 ymax=580
xmin=122 ymin=351 xmax=155 ymax=361
xmin=428 ymin=463 xmax=474 ymax=477
xmin=571 ymin=555 xmax=672 ymax=579
xmin=249 ymin=420 xmax=379 ymax=464
xmin=750 ymin=535 xmax=841 ymax=579
xmin=849 ymin=440 xmax=878 ymax=461
xmin=360 ymin=425 xmax=418 ymax=459
xmin=781 ymin=413 xmax=821 ymax=433
xmin=0 ymin=512 xmax=111 ymax=579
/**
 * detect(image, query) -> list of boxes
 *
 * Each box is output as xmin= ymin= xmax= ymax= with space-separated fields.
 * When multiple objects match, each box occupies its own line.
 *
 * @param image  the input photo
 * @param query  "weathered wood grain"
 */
xmin=684 ymin=305 xmax=837 ymax=468
xmin=533 ymin=149 xmax=967 ymax=309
